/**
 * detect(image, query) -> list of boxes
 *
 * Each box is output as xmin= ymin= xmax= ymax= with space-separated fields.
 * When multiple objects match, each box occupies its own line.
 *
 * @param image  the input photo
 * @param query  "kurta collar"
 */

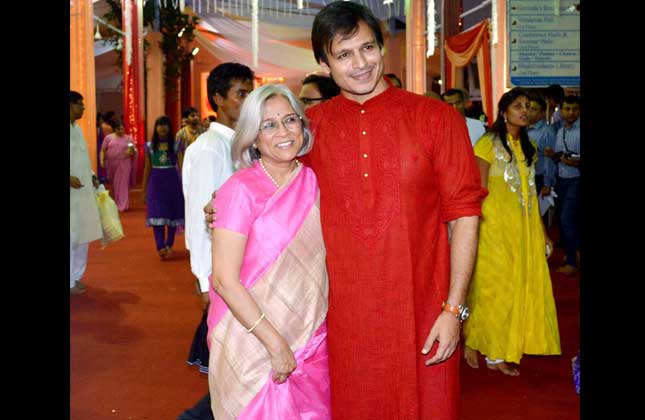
xmin=336 ymin=83 xmax=396 ymax=111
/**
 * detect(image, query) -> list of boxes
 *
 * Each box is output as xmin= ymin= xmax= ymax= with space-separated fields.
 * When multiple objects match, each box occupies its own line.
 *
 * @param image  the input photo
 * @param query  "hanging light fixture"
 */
xmin=252 ymin=0 xmax=258 ymax=68
xmin=191 ymin=46 xmax=200 ymax=56
xmin=94 ymin=23 xmax=102 ymax=40
xmin=427 ymin=0 xmax=435 ymax=57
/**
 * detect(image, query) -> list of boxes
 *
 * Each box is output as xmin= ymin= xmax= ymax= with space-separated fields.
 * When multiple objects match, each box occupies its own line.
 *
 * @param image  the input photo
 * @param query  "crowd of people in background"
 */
xmin=72 ymin=2 xmax=582 ymax=418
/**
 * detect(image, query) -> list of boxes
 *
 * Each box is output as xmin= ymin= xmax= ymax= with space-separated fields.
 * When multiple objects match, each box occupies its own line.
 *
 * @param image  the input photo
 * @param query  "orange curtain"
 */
xmin=444 ymin=21 xmax=493 ymax=126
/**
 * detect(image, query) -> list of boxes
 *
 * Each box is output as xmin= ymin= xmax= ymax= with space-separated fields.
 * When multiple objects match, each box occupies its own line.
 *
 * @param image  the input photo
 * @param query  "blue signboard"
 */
xmin=508 ymin=0 xmax=580 ymax=87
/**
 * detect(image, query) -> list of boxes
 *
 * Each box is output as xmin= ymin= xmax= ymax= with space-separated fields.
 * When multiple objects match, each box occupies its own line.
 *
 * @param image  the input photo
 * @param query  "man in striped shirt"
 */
xmin=553 ymin=95 xmax=581 ymax=275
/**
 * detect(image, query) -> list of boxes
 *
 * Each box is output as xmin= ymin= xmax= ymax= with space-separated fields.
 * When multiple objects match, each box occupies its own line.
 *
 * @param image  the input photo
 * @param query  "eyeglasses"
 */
xmin=300 ymin=97 xmax=327 ymax=105
xmin=258 ymin=114 xmax=303 ymax=136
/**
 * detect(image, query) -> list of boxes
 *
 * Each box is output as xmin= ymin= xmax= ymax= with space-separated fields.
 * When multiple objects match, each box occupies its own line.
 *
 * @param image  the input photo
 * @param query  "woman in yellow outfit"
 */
xmin=463 ymin=88 xmax=561 ymax=376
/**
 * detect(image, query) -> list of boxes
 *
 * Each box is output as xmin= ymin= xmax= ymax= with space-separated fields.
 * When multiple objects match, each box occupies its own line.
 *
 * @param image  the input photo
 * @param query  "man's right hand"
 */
xmin=204 ymin=190 xmax=218 ymax=226
xmin=70 ymin=176 xmax=83 ymax=189
xmin=540 ymin=186 xmax=552 ymax=198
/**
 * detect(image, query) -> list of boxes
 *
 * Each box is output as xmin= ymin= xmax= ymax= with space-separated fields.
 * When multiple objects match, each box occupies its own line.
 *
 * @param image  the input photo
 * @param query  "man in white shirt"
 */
xmin=70 ymin=91 xmax=102 ymax=296
xmin=441 ymin=88 xmax=487 ymax=146
xmin=178 ymin=62 xmax=255 ymax=420
xmin=182 ymin=62 xmax=255 ymax=309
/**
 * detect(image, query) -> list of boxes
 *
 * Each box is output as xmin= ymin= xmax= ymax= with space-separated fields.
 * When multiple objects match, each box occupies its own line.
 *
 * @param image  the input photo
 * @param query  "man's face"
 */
xmin=443 ymin=93 xmax=465 ymax=117
xmin=527 ymin=101 xmax=545 ymax=125
xmin=186 ymin=112 xmax=200 ymax=127
xmin=216 ymin=78 xmax=254 ymax=124
xmin=561 ymin=102 xmax=580 ymax=125
xmin=319 ymin=20 xmax=387 ymax=103
xmin=299 ymin=83 xmax=325 ymax=110
xmin=70 ymin=100 xmax=85 ymax=121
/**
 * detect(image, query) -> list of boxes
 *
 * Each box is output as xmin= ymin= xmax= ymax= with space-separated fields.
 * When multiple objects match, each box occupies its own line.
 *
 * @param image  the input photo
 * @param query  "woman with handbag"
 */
xmin=100 ymin=120 xmax=136 ymax=212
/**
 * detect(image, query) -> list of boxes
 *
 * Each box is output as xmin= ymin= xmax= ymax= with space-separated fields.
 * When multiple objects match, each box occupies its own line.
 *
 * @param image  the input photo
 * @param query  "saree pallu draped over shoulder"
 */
xmin=207 ymin=163 xmax=330 ymax=420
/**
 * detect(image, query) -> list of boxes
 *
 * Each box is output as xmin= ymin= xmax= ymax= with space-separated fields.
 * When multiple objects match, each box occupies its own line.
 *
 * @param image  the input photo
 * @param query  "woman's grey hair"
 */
xmin=232 ymin=84 xmax=314 ymax=169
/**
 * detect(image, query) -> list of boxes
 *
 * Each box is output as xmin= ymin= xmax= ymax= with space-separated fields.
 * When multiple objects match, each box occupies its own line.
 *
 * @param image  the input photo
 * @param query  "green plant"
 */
xmin=103 ymin=0 xmax=156 ymax=69
xmin=158 ymin=5 xmax=200 ymax=93
xmin=102 ymin=1 xmax=199 ymax=94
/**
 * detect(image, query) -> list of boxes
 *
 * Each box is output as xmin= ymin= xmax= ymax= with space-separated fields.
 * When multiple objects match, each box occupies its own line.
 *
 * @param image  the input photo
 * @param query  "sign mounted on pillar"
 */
xmin=508 ymin=0 xmax=580 ymax=87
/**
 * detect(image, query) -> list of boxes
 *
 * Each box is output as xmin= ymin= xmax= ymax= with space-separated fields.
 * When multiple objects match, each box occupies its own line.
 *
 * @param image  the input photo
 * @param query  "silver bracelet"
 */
xmin=247 ymin=312 xmax=266 ymax=334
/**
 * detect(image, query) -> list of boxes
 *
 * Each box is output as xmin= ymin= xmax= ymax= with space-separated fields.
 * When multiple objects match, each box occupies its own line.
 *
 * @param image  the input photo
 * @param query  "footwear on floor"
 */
xmin=158 ymin=248 xmax=168 ymax=260
xmin=70 ymin=285 xmax=87 ymax=296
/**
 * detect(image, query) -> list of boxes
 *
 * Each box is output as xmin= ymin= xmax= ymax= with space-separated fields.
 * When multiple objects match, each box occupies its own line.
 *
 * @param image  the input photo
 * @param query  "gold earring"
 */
xmin=252 ymin=143 xmax=258 ymax=149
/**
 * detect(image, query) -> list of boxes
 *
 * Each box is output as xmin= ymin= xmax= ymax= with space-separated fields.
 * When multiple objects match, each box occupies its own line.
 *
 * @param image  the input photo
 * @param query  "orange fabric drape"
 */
xmin=444 ymin=21 xmax=494 ymax=126
xmin=70 ymin=0 xmax=97 ymax=172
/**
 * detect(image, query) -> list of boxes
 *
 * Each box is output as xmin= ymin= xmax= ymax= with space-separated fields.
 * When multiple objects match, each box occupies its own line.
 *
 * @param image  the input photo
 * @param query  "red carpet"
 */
xmin=70 ymin=190 xmax=580 ymax=419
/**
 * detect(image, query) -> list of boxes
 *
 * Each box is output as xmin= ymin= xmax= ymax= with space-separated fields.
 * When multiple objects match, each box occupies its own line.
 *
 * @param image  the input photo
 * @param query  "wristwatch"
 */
xmin=442 ymin=301 xmax=470 ymax=323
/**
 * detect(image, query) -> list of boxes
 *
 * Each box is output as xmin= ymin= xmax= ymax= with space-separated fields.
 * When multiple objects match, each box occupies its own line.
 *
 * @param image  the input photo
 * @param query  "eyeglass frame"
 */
xmin=299 ymin=97 xmax=327 ymax=105
xmin=257 ymin=113 xmax=304 ymax=136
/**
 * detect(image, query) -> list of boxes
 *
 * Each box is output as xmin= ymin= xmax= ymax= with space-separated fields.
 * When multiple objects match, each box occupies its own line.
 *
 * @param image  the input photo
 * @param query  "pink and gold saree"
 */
xmin=207 ymin=162 xmax=330 ymax=420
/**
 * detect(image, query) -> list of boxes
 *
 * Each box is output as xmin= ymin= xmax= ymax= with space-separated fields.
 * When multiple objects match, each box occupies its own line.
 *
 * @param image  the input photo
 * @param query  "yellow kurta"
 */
xmin=463 ymin=134 xmax=561 ymax=363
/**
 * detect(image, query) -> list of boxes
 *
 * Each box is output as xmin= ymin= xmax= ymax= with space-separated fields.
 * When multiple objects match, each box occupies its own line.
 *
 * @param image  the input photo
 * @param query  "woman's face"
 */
xmin=115 ymin=125 xmax=125 ymax=136
xmin=256 ymin=95 xmax=304 ymax=167
xmin=503 ymin=95 xmax=530 ymax=129
xmin=156 ymin=123 xmax=170 ymax=138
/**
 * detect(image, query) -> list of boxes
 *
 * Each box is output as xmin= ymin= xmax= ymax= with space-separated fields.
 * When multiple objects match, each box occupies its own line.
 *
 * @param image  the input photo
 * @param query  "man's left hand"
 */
xmin=421 ymin=312 xmax=461 ymax=365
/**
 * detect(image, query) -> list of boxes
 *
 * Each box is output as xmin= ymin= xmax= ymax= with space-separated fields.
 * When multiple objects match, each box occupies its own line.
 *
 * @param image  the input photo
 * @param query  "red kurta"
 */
xmin=304 ymin=85 xmax=486 ymax=420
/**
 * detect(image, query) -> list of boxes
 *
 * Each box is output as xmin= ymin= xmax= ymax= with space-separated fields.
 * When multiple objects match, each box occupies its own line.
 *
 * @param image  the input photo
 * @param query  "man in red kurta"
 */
xmin=302 ymin=2 xmax=487 ymax=419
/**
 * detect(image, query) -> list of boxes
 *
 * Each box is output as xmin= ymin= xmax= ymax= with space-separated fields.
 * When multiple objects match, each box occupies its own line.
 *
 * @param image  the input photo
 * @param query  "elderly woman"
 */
xmin=100 ymin=120 xmax=136 ymax=212
xmin=462 ymin=88 xmax=561 ymax=376
xmin=207 ymin=84 xmax=330 ymax=419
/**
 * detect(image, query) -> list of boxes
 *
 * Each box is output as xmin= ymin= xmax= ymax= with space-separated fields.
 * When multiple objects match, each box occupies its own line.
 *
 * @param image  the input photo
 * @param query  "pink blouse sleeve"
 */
xmin=212 ymin=177 xmax=255 ymax=236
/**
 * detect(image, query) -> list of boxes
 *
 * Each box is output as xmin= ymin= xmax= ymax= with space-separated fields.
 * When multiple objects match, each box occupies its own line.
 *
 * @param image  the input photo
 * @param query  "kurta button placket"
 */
xmin=358 ymin=108 xmax=370 ymax=192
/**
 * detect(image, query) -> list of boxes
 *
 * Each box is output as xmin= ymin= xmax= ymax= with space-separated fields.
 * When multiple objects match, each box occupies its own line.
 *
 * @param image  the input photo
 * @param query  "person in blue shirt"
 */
xmin=553 ymin=95 xmax=581 ymax=275
xmin=527 ymin=92 xmax=557 ymax=199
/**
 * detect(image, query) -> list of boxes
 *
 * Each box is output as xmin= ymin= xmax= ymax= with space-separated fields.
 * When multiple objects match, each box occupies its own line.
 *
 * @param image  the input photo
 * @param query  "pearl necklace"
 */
xmin=258 ymin=158 xmax=300 ymax=189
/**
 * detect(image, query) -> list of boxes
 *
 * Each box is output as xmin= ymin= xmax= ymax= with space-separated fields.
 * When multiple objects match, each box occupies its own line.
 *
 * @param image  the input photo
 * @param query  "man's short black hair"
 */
xmin=182 ymin=107 xmax=199 ymax=118
xmin=545 ymin=84 xmax=565 ymax=103
xmin=563 ymin=95 xmax=580 ymax=107
xmin=311 ymin=1 xmax=384 ymax=66
xmin=441 ymin=88 xmax=466 ymax=101
xmin=302 ymin=74 xmax=341 ymax=99
xmin=385 ymin=73 xmax=402 ymax=87
xmin=70 ymin=90 xmax=83 ymax=104
xmin=207 ymin=62 xmax=255 ymax=112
